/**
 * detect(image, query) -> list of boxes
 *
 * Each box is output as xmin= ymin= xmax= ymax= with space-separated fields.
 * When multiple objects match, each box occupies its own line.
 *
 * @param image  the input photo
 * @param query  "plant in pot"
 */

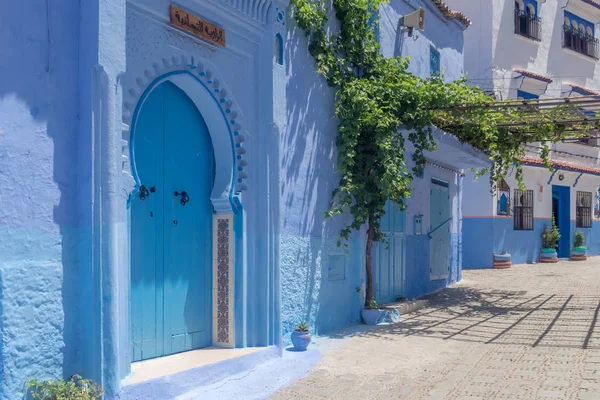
xmin=361 ymin=297 xmax=383 ymax=325
xmin=540 ymin=217 xmax=560 ymax=263
xmin=291 ymin=321 xmax=311 ymax=351
xmin=571 ymin=231 xmax=588 ymax=261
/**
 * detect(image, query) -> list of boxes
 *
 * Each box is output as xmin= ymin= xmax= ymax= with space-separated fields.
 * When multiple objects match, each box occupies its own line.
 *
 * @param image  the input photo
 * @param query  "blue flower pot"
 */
xmin=494 ymin=253 xmax=511 ymax=262
xmin=541 ymin=249 xmax=558 ymax=258
xmin=572 ymin=250 xmax=587 ymax=257
xmin=361 ymin=309 xmax=383 ymax=325
xmin=291 ymin=330 xmax=311 ymax=351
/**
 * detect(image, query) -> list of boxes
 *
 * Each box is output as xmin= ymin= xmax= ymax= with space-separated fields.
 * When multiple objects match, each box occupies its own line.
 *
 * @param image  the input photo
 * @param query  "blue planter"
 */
xmin=494 ymin=253 xmax=511 ymax=262
xmin=572 ymin=250 xmax=586 ymax=257
xmin=361 ymin=309 xmax=383 ymax=325
xmin=291 ymin=330 xmax=311 ymax=351
xmin=541 ymin=249 xmax=558 ymax=258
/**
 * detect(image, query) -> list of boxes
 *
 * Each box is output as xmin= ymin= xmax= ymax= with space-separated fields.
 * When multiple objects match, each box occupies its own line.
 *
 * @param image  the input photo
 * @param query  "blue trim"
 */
xmin=548 ymin=170 xmax=557 ymax=184
xmin=523 ymin=162 xmax=600 ymax=177
xmin=564 ymin=11 xmax=595 ymax=36
xmin=128 ymin=71 xmax=238 ymax=210
xmin=523 ymin=0 xmax=538 ymax=16
xmin=573 ymin=172 xmax=584 ymax=187
xmin=517 ymin=90 xmax=539 ymax=100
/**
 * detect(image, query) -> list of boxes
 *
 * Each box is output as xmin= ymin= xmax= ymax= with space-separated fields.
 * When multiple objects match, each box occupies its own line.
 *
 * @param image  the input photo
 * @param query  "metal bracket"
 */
xmin=573 ymin=172 xmax=584 ymax=187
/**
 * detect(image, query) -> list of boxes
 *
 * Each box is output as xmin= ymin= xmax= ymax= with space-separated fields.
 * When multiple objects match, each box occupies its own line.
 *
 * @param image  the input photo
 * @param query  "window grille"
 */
xmin=576 ymin=191 xmax=592 ymax=228
xmin=514 ymin=189 xmax=533 ymax=230
xmin=563 ymin=24 xmax=599 ymax=59
xmin=514 ymin=8 xmax=542 ymax=41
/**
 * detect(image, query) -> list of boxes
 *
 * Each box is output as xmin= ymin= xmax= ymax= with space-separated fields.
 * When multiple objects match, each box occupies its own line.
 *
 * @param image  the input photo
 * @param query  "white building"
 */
xmin=446 ymin=0 xmax=600 ymax=267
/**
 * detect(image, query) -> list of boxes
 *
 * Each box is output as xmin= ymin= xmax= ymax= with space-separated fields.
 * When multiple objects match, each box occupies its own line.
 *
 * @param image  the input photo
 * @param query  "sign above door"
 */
xmin=169 ymin=5 xmax=226 ymax=47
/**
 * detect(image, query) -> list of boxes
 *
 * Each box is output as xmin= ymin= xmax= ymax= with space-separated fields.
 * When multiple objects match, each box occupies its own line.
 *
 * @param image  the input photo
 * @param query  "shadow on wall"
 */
xmin=281 ymin=21 xmax=358 ymax=337
xmin=0 ymin=1 xmax=81 ymax=396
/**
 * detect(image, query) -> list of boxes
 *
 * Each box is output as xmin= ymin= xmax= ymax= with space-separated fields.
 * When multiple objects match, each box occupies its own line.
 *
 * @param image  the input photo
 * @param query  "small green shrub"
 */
xmin=542 ymin=217 xmax=561 ymax=249
xmin=295 ymin=321 xmax=309 ymax=332
xmin=366 ymin=297 xmax=379 ymax=310
xmin=574 ymin=231 xmax=585 ymax=248
xmin=28 ymin=375 xmax=103 ymax=400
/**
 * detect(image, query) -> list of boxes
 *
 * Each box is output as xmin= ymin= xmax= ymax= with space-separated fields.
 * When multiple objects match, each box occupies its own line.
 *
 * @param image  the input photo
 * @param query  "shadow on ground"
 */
xmin=319 ymin=285 xmax=600 ymax=350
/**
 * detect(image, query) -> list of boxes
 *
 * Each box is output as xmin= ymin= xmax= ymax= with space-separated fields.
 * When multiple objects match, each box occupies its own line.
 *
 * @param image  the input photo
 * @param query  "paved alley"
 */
xmin=271 ymin=259 xmax=600 ymax=400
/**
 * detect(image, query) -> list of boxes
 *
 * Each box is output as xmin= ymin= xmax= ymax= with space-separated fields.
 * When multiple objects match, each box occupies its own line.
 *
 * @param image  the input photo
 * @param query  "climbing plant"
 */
xmin=291 ymin=0 xmax=594 ymax=305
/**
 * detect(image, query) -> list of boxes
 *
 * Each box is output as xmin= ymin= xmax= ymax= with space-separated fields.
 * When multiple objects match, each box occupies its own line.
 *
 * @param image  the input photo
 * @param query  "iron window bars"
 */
xmin=563 ymin=24 xmax=599 ymax=60
xmin=576 ymin=191 xmax=592 ymax=228
xmin=514 ymin=189 xmax=534 ymax=230
xmin=514 ymin=9 xmax=542 ymax=41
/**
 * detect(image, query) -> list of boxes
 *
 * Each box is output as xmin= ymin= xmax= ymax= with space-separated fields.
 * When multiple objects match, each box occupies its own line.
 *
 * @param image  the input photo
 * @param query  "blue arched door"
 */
xmin=131 ymin=81 xmax=214 ymax=361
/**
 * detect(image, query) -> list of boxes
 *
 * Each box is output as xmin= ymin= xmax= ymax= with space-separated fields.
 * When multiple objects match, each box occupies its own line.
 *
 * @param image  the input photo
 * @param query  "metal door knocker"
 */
xmin=174 ymin=190 xmax=190 ymax=206
xmin=139 ymin=185 xmax=156 ymax=201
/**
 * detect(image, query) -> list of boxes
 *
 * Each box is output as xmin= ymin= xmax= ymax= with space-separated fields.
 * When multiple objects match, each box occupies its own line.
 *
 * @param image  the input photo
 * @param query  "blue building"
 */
xmin=0 ymin=0 xmax=484 ymax=398
xmin=447 ymin=0 xmax=600 ymax=268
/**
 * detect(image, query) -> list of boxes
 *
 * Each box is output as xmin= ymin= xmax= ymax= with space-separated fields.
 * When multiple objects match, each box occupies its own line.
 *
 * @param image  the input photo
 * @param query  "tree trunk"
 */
xmin=365 ymin=214 xmax=375 ymax=307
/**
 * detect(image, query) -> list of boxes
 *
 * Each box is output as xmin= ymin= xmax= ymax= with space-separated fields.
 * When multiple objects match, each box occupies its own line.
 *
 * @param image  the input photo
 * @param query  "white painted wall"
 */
xmin=494 ymin=166 xmax=599 ymax=220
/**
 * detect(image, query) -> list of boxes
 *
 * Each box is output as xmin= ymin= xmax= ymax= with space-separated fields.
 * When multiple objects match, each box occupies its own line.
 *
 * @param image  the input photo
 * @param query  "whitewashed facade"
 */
xmin=447 ymin=0 xmax=600 ymax=267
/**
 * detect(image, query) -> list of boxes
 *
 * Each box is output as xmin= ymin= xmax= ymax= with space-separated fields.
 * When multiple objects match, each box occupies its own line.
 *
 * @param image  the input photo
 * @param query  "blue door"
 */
xmin=430 ymin=179 xmax=450 ymax=280
xmin=376 ymin=201 xmax=406 ymax=304
xmin=131 ymin=82 xmax=214 ymax=361
xmin=552 ymin=185 xmax=571 ymax=258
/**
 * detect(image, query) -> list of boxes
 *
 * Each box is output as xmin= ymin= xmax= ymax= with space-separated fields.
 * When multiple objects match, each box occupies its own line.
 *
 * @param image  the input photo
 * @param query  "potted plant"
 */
xmin=28 ymin=375 xmax=104 ymax=399
xmin=291 ymin=321 xmax=311 ymax=351
xmin=361 ymin=297 xmax=383 ymax=325
xmin=540 ymin=217 xmax=560 ymax=263
xmin=493 ymin=250 xmax=512 ymax=269
xmin=571 ymin=231 xmax=588 ymax=261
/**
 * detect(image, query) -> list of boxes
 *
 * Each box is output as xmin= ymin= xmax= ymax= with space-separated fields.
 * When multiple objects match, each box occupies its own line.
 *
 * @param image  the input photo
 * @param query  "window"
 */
xmin=514 ymin=0 xmax=542 ymax=41
xmin=563 ymin=11 xmax=599 ymax=59
xmin=514 ymin=189 xmax=534 ymax=230
xmin=430 ymin=46 xmax=440 ymax=76
xmin=517 ymin=90 xmax=539 ymax=100
xmin=576 ymin=191 xmax=592 ymax=228
xmin=275 ymin=33 xmax=283 ymax=65
xmin=497 ymin=179 xmax=511 ymax=215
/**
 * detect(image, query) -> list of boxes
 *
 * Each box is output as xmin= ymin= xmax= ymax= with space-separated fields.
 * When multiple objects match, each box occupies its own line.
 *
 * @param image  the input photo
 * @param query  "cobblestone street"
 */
xmin=271 ymin=259 xmax=600 ymax=400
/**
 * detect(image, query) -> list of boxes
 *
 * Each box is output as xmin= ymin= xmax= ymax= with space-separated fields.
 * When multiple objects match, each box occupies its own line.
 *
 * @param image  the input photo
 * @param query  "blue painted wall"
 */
xmin=281 ymin=0 xmax=469 ymax=340
xmin=282 ymin=15 xmax=361 ymax=337
xmin=0 ymin=1 xmax=82 ymax=398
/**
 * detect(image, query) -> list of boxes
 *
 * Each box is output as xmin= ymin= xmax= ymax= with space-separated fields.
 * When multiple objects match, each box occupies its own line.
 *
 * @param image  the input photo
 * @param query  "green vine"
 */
xmin=291 ymin=0 xmax=593 ymax=304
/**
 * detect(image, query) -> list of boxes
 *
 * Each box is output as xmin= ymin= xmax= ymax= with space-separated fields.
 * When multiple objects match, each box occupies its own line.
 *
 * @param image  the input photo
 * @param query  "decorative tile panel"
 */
xmin=213 ymin=214 xmax=234 ymax=347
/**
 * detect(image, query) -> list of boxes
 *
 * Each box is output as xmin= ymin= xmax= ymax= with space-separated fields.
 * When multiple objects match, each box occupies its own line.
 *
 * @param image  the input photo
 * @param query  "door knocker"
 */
xmin=139 ymin=185 xmax=156 ymax=201
xmin=174 ymin=190 xmax=190 ymax=206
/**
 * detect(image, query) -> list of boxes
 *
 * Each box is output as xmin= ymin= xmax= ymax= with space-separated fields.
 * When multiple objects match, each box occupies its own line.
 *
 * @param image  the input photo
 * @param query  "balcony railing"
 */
xmin=563 ymin=25 xmax=599 ymax=60
xmin=514 ymin=9 xmax=542 ymax=41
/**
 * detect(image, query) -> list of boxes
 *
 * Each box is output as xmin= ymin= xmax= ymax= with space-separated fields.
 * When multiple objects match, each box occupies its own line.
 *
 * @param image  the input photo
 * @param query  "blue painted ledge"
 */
xmin=115 ymin=347 xmax=281 ymax=399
